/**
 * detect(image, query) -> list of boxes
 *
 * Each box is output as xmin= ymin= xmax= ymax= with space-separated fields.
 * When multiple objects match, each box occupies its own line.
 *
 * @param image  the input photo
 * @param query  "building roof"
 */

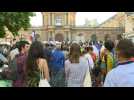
xmin=98 ymin=13 xmax=118 ymax=27
xmin=72 ymin=26 xmax=122 ymax=30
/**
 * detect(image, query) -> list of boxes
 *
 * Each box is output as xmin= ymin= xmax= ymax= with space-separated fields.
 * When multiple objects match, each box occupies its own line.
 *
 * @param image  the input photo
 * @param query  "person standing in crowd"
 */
xmin=82 ymin=46 xmax=94 ymax=86
xmin=92 ymin=41 xmax=99 ymax=58
xmin=26 ymin=41 xmax=49 ymax=87
xmin=31 ymin=30 xmax=36 ymax=42
xmin=104 ymin=39 xmax=134 ymax=87
xmin=100 ymin=40 xmax=115 ymax=84
xmin=61 ymin=43 xmax=69 ymax=60
xmin=65 ymin=43 xmax=90 ymax=87
xmin=8 ymin=42 xmax=20 ymax=63
xmin=87 ymin=46 xmax=97 ymax=63
xmin=5 ymin=42 xmax=20 ymax=85
xmin=83 ymin=47 xmax=94 ymax=70
xmin=100 ymin=44 xmax=105 ymax=61
xmin=10 ymin=40 xmax=30 ymax=87
xmin=43 ymin=43 xmax=52 ymax=65
xmin=10 ymin=38 xmax=17 ymax=50
xmin=49 ymin=42 xmax=65 ymax=87
xmin=86 ymin=46 xmax=101 ymax=86
xmin=0 ymin=53 xmax=8 ymax=65
xmin=105 ymin=40 xmax=115 ymax=72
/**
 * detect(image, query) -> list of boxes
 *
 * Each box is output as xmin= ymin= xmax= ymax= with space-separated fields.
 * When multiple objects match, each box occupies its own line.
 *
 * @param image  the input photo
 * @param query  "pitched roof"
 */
xmin=99 ymin=14 xmax=117 ymax=27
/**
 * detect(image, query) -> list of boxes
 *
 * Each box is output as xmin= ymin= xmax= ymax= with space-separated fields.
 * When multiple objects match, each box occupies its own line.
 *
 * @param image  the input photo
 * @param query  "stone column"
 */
xmin=43 ymin=31 xmax=47 ymax=41
xmin=68 ymin=31 xmax=72 ymax=41
xmin=52 ymin=13 xmax=55 ymax=26
xmin=66 ymin=13 xmax=68 ymax=25
xmin=68 ymin=13 xmax=70 ymax=25
xmin=66 ymin=31 xmax=68 ymax=41
xmin=50 ymin=31 xmax=52 ymax=40
xmin=52 ymin=31 xmax=55 ymax=41
xmin=47 ymin=31 xmax=49 ymax=41
xmin=48 ymin=13 xmax=50 ymax=26
xmin=64 ymin=12 xmax=68 ymax=26
xmin=50 ymin=13 xmax=52 ymax=26
xmin=64 ymin=13 xmax=66 ymax=26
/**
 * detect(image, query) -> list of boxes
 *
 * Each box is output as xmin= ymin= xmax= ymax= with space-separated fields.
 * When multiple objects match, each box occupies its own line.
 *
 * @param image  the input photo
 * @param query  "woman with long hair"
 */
xmin=65 ymin=43 xmax=90 ymax=87
xmin=26 ymin=41 xmax=49 ymax=87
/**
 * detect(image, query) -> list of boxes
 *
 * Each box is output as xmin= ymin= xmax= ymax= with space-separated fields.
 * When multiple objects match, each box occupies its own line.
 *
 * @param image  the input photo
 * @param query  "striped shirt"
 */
xmin=65 ymin=57 xmax=89 ymax=87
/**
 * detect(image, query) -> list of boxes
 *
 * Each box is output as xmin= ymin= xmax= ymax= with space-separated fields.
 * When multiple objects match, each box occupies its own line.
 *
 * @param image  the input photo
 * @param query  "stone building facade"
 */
xmin=99 ymin=12 xmax=134 ymax=38
xmin=39 ymin=12 xmax=124 ymax=42
xmin=15 ymin=12 xmax=130 ymax=42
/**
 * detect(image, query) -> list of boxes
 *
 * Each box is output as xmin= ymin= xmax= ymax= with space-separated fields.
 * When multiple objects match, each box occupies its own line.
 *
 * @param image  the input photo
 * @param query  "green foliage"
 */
xmin=0 ymin=12 xmax=35 ymax=38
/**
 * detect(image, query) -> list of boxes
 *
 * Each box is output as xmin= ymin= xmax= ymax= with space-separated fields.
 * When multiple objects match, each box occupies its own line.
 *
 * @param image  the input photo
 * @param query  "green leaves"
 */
xmin=0 ymin=12 xmax=35 ymax=38
xmin=0 ymin=26 xmax=5 ymax=37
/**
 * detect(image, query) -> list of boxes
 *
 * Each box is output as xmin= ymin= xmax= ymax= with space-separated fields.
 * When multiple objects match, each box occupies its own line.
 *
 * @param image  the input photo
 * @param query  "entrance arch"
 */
xmin=55 ymin=33 xmax=64 ymax=42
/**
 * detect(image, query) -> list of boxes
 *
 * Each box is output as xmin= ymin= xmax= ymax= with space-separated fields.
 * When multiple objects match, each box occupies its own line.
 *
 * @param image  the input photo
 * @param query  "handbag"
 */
xmin=39 ymin=67 xmax=50 ymax=87
xmin=83 ymin=68 xmax=92 ymax=87
xmin=39 ymin=79 xmax=50 ymax=87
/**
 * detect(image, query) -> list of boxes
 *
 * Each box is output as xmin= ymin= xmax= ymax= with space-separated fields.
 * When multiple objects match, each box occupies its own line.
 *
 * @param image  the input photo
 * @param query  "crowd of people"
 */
xmin=0 ymin=37 xmax=134 ymax=87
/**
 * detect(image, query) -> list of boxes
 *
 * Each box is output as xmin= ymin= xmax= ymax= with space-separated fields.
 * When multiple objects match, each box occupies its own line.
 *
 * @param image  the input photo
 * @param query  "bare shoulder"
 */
xmin=38 ymin=58 xmax=47 ymax=64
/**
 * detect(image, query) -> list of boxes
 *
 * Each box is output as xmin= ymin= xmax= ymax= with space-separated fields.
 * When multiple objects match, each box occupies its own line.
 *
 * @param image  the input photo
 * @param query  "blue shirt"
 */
xmin=104 ymin=62 xmax=134 ymax=87
xmin=50 ymin=49 xmax=65 ymax=71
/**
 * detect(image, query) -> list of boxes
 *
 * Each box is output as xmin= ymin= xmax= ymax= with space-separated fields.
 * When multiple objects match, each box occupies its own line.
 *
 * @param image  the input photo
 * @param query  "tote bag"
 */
xmin=39 ymin=68 xmax=50 ymax=87
xmin=83 ymin=68 xmax=92 ymax=87
xmin=39 ymin=79 xmax=50 ymax=87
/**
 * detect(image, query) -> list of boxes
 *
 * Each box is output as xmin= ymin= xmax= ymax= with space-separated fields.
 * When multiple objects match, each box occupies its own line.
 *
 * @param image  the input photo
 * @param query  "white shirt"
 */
xmin=92 ymin=45 xmax=99 ymax=57
xmin=104 ymin=62 xmax=134 ymax=87
xmin=65 ymin=57 xmax=89 ymax=87
xmin=9 ymin=48 xmax=19 ymax=61
xmin=84 ymin=53 xmax=94 ymax=69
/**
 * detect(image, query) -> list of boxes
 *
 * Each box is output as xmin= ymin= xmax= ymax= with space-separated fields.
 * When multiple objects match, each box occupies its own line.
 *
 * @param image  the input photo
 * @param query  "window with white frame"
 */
xmin=55 ymin=16 xmax=62 ymax=26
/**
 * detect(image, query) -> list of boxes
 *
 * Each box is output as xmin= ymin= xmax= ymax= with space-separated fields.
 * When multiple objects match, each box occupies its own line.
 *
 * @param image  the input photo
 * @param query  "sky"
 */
xmin=30 ymin=12 xmax=117 ymax=26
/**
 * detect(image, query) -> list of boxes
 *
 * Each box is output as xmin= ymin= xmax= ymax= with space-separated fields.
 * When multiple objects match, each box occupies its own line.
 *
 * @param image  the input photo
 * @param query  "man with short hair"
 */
xmin=104 ymin=39 xmax=134 ymax=87
xmin=12 ymin=40 xmax=30 ymax=87
xmin=8 ymin=44 xmax=19 ymax=62
xmin=49 ymin=42 xmax=65 ymax=87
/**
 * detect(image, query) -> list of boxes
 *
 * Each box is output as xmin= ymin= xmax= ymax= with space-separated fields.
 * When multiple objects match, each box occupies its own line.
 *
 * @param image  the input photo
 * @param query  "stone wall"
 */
xmin=99 ymin=12 xmax=125 ymax=28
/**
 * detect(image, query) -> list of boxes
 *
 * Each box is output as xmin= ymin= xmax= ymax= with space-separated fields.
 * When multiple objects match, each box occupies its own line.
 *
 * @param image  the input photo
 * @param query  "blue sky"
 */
xmin=30 ymin=12 xmax=117 ymax=26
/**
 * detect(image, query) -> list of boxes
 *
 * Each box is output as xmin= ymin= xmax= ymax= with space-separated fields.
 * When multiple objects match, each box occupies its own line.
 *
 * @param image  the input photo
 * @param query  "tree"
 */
xmin=0 ymin=12 xmax=35 ymax=38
